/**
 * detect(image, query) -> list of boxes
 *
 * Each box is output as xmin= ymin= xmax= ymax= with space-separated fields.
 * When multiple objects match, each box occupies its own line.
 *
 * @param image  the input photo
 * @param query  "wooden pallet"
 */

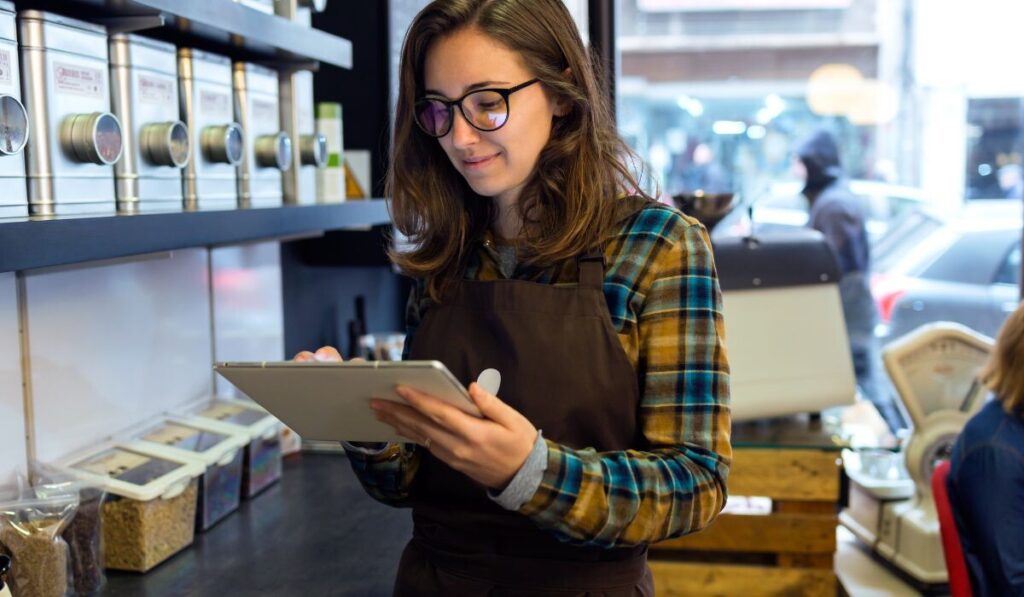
xmin=650 ymin=448 xmax=842 ymax=596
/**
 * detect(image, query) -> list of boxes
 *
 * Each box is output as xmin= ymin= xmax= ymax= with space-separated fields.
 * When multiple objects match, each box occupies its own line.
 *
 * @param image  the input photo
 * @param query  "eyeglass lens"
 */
xmin=416 ymin=89 xmax=509 ymax=137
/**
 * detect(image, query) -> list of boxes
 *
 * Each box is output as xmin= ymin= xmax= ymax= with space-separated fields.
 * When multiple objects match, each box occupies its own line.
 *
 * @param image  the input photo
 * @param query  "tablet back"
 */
xmin=214 ymin=361 xmax=477 ymax=442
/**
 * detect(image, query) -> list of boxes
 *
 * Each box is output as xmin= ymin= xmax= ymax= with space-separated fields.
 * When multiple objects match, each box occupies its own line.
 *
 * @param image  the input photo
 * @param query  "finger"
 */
xmin=467 ymin=382 xmax=518 ymax=427
xmin=314 ymin=346 xmax=343 ymax=361
xmin=375 ymin=408 xmax=458 ymax=451
xmin=395 ymin=386 xmax=477 ymax=437
xmin=294 ymin=351 xmax=315 ymax=362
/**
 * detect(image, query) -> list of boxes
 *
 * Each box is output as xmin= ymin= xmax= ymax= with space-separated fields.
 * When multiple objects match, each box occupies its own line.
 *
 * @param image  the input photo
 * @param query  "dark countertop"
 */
xmin=103 ymin=453 xmax=412 ymax=597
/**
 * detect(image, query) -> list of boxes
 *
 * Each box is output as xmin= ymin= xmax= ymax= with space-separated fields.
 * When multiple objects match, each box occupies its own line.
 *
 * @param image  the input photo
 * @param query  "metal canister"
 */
xmin=178 ymin=48 xmax=242 ymax=211
xmin=280 ymin=69 xmax=327 ymax=204
xmin=233 ymin=62 xmax=291 ymax=208
xmin=110 ymin=34 xmax=189 ymax=214
xmin=275 ymin=1 xmax=328 ymax=204
xmin=19 ymin=10 xmax=122 ymax=216
xmin=0 ymin=1 xmax=29 ymax=219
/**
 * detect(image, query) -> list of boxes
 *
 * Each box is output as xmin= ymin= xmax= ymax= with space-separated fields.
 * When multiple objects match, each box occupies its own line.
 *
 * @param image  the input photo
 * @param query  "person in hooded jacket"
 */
xmin=795 ymin=129 xmax=903 ymax=431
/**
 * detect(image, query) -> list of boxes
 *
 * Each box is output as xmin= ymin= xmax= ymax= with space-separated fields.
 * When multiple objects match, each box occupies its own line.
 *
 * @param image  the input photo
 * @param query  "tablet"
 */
xmin=214 ymin=360 xmax=480 ymax=443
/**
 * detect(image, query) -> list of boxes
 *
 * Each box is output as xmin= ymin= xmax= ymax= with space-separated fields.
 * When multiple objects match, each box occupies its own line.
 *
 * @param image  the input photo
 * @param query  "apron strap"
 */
xmin=577 ymin=250 xmax=605 ymax=290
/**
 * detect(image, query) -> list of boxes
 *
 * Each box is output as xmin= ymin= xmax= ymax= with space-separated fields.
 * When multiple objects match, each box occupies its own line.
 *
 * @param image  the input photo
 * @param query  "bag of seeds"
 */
xmin=0 ymin=485 xmax=77 ymax=597
xmin=30 ymin=463 xmax=106 ymax=596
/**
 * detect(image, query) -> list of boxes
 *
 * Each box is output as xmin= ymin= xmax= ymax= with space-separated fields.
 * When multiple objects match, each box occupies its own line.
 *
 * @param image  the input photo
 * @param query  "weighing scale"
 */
xmin=840 ymin=322 xmax=994 ymax=587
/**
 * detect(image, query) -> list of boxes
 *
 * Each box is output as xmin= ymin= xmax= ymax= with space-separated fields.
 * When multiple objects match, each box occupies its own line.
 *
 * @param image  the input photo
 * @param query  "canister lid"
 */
xmin=179 ymin=47 xmax=231 ymax=67
xmin=135 ymin=416 xmax=249 ymax=467
xmin=109 ymin=32 xmax=177 ymax=66
xmin=190 ymin=397 xmax=281 ymax=441
xmin=54 ymin=440 xmax=204 ymax=502
xmin=17 ymin=10 xmax=106 ymax=36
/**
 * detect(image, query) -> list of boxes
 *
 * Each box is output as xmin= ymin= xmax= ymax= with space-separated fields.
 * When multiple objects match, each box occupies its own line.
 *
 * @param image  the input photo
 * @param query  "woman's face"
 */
xmin=423 ymin=27 xmax=562 ymax=208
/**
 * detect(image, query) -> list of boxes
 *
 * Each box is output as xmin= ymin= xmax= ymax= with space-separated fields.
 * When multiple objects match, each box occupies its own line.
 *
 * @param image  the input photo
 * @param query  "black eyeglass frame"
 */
xmin=414 ymin=78 xmax=541 ymax=138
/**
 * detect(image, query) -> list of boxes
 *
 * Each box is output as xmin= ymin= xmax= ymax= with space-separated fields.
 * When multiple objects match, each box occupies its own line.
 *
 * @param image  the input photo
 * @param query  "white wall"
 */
xmin=24 ymin=250 xmax=213 ymax=463
xmin=0 ymin=273 xmax=26 ymax=486
xmin=211 ymin=242 xmax=284 ymax=396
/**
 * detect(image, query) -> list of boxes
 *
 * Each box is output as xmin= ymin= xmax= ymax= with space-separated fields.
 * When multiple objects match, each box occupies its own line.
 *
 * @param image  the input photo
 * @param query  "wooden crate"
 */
xmin=650 ymin=447 xmax=842 ymax=596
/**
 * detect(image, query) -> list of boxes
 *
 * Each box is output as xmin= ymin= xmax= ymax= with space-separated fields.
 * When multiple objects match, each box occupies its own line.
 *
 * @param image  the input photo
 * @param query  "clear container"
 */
xmin=189 ymin=398 xmax=282 ymax=499
xmin=135 ymin=416 xmax=248 ymax=532
xmin=55 ymin=442 xmax=202 ymax=573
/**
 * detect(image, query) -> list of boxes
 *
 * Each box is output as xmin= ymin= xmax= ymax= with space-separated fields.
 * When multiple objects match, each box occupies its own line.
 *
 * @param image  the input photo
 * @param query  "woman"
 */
xmin=948 ymin=302 xmax=1024 ymax=597
xmin=296 ymin=0 xmax=731 ymax=594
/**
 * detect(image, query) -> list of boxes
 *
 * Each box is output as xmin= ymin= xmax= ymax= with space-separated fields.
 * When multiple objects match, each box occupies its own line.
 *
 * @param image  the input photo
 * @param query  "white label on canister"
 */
xmin=144 ymin=423 xmax=200 ymax=446
xmin=139 ymin=74 xmax=174 ymax=105
xmin=76 ymin=448 xmax=151 ymax=477
xmin=201 ymin=403 xmax=245 ymax=420
xmin=54 ymin=62 xmax=104 ymax=98
xmin=200 ymin=90 xmax=231 ymax=117
xmin=0 ymin=50 xmax=11 ymax=86
xmin=253 ymin=98 xmax=278 ymax=123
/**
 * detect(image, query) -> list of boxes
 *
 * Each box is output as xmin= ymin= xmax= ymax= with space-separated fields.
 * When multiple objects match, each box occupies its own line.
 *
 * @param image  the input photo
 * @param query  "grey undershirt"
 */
xmin=342 ymin=431 xmax=548 ymax=511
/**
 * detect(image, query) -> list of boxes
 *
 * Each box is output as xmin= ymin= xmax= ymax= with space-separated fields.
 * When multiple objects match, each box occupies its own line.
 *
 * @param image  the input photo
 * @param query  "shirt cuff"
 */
xmin=488 ymin=430 xmax=548 ymax=511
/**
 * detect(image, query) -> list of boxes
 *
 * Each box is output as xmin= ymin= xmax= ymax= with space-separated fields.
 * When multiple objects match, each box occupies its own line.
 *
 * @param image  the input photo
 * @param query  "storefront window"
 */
xmin=618 ymin=0 xmax=1023 ymax=347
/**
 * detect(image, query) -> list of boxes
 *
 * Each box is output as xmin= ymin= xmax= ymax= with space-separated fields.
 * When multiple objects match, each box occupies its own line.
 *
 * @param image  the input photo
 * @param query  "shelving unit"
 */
xmin=0 ymin=200 xmax=392 ymax=273
xmin=26 ymin=0 xmax=352 ymax=68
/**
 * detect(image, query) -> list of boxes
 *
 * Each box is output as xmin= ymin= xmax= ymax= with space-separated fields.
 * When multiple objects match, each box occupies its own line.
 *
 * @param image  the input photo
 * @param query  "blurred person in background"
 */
xmin=998 ymin=163 xmax=1023 ymax=199
xmin=948 ymin=300 xmax=1024 ymax=597
xmin=795 ymin=129 xmax=904 ymax=431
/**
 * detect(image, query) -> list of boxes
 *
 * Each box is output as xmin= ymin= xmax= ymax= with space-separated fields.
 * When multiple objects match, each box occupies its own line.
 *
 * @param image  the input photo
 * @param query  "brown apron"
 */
xmin=396 ymin=248 xmax=654 ymax=596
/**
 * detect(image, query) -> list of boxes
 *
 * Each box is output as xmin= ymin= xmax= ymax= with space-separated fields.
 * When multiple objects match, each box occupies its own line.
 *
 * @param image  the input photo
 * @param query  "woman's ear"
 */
xmin=554 ymin=67 xmax=573 ymax=116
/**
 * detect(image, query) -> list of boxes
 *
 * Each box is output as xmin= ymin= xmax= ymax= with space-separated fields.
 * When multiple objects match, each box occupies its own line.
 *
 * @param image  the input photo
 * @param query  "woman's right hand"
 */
xmin=293 ymin=346 xmax=344 ymax=363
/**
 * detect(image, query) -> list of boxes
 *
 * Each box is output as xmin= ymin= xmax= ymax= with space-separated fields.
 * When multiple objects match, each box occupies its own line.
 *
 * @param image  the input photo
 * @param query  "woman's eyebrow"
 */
xmin=423 ymin=81 xmax=512 ymax=97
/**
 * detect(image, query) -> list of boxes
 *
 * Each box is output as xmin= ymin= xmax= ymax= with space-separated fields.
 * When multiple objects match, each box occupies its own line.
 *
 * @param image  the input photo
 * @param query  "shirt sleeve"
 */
xmin=345 ymin=279 xmax=426 ymax=507
xmin=518 ymin=220 xmax=732 ymax=547
xmin=952 ymin=443 xmax=1024 ymax=594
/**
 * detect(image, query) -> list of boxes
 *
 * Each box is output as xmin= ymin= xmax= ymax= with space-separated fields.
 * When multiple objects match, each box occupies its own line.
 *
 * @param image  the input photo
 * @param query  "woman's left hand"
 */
xmin=371 ymin=383 xmax=538 ymax=491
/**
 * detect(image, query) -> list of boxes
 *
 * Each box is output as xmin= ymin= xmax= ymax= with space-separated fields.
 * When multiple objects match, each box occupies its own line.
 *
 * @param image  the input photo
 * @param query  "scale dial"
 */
xmin=883 ymin=322 xmax=993 ymax=428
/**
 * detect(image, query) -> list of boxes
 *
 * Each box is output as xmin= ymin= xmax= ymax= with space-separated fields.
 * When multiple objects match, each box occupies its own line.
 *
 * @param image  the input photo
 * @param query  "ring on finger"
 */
xmin=423 ymin=436 xmax=432 ymax=450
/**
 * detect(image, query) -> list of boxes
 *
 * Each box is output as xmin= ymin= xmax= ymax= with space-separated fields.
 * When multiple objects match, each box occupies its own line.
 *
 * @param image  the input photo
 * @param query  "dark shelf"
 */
xmin=25 ymin=0 xmax=353 ymax=69
xmin=0 ymin=200 xmax=392 ymax=273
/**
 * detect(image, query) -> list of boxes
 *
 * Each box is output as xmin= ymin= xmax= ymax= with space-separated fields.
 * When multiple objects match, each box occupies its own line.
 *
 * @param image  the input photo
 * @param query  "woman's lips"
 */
xmin=463 ymin=153 xmax=498 ymax=171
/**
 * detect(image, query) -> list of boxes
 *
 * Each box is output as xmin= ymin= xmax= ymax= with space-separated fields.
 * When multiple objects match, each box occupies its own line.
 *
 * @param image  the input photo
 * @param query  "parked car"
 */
xmin=710 ymin=179 xmax=928 ymax=243
xmin=871 ymin=200 xmax=1022 ymax=343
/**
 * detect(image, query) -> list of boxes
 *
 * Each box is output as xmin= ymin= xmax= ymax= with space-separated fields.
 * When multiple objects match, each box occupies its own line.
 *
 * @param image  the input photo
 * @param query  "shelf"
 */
xmin=29 ymin=0 xmax=353 ymax=69
xmin=0 ymin=200 xmax=391 ymax=273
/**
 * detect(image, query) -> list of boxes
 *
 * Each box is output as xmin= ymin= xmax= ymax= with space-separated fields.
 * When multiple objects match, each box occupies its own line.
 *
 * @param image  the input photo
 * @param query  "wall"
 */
xmin=0 ymin=273 xmax=26 ymax=486
xmin=24 ymin=250 xmax=214 ymax=463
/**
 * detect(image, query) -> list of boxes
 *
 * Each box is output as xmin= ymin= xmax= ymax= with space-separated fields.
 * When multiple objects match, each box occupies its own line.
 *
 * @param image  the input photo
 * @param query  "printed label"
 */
xmin=144 ymin=423 xmax=199 ymax=446
xmin=252 ymin=99 xmax=278 ymax=123
xmin=54 ymin=62 xmax=104 ymax=98
xmin=0 ymin=49 xmax=11 ymax=86
xmin=76 ymin=448 xmax=150 ymax=477
xmin=201 ymin=403 xmax=244 ymax=420
xmin=200 ymin=89 xmax=231 ymax=117
xmin=139 ymin=74 xmax=174 ymax=105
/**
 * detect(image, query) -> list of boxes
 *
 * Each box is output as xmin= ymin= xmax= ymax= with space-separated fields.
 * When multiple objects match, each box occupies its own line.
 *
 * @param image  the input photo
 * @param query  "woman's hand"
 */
xmin=371 ymin=383 xmax=538 ymax=491
xmin=293 ymin=345 xmax=345 ymax=363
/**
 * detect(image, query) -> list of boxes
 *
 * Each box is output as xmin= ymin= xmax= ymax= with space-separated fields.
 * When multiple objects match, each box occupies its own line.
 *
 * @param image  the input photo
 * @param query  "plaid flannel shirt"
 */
xmin=346 ymin=199 xmax=732 ymax=547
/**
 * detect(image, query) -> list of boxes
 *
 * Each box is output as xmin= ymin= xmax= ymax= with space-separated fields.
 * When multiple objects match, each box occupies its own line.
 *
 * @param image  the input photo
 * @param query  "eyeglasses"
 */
xmin=414 ymin=79 xmax=540 ymax=138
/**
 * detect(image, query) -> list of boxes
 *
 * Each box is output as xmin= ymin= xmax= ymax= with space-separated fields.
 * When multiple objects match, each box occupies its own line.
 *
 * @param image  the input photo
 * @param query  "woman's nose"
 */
xmin=450 ymin=108 xmax=480 ymax=148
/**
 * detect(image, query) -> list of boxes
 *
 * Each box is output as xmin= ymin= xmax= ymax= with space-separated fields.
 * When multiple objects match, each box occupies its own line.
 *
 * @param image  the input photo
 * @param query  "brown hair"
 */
xmin=387 ymin=0 xmax=651 ymax=301
xmin=982 ymin=301 xmax=1024 ymax=415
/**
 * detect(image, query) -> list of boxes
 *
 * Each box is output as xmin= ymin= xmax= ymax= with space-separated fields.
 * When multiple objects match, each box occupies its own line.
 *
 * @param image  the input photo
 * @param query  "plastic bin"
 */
xmin=135 ymin=417 xmax=248 ymax=532
xmin=56 ymin=442 xmax=202 ymax=572
xmin=190 ymin=398 xmax=282 ymax=499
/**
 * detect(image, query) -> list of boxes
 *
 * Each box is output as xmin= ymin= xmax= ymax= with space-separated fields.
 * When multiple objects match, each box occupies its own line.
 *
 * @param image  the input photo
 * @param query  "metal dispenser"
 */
xmin=178 ymin=48 xmax=242 ymax=211
xmin=0 ymin=1 xmax=29 ymax=218
xmin=19 ymin=10 xmax=123 ymax=216
xmin=233 ymin=62 xmax=291 ymax=208
xmin=110 ymin=34 xmax=190 ymax=213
